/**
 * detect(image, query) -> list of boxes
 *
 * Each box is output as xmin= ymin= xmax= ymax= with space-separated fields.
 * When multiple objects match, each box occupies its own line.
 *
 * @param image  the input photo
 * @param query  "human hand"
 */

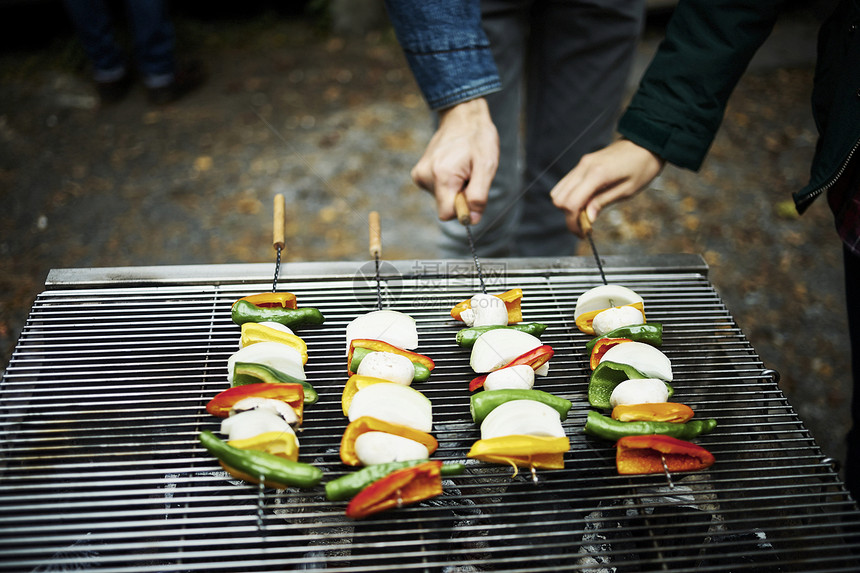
xmin=411 ymin=98 xmax=499 ymax=224
xmin=550 ymin=139 xmax=665 ymax=237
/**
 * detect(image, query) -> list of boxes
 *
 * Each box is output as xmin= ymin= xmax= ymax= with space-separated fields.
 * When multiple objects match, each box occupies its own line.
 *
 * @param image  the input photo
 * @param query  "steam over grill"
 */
xmin=1 ymin=255 xmax=858 ymax=572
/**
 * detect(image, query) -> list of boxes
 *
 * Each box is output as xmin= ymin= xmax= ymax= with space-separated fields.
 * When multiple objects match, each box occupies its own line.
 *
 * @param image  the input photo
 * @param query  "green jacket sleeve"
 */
xmin=618 ymin=0 xmax=788 ymax=171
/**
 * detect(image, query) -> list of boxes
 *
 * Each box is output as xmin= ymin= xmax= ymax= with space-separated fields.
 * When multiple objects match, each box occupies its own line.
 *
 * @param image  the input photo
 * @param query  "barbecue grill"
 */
xmin=2 ymin=254 xmax=859 ymax=572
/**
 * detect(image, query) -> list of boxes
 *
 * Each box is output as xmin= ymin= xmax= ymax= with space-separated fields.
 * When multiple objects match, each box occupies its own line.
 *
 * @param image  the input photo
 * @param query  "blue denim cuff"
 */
xmin=404 ymin=46 xmax=502 ymax=110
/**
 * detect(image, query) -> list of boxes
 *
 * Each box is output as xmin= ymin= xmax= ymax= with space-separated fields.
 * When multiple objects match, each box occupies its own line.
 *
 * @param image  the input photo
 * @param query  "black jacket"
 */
xmin=618 ymin=0 xmax=860 ymax=214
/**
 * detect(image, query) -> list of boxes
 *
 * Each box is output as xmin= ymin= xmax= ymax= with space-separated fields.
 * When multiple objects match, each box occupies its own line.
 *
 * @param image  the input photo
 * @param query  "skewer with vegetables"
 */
xmin=327 ymin=214 xmax=462 ymax=519
xmin=577 ymin=284 xmax=716 ymax=479
xmin=199 ymin=199 xmax=326 ymax=501
xmin=450 ymin=292 xmax=573 ymax=477
xmin=333 ymin=308 xmax=460 ymax=518
xmin=197 ymin=290 xmax=326 ymax=490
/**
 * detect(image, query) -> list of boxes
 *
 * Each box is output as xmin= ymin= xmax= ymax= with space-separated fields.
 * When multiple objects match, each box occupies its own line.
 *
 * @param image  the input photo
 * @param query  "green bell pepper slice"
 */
xmin=198 ymin=430 xmax=322 ymax=489
xmin=585 ymin=323 xmax=663 ymax=354
xmin=232 ymin=362 xmax=318 ymax=405
xmin=470 ymin=389 xmax=572 ymax=424
xmin=231 ymin=299 xmax=325 ymax=328
xmin=588 ymin=360 xmax=673 ymax=409
xmin=325 ymin=460 xmax=465 ymax=502
xmin=584 ymin=410 xmax=716 ymax=441
xmin=456 ymin=323 xmax=548 ymax=348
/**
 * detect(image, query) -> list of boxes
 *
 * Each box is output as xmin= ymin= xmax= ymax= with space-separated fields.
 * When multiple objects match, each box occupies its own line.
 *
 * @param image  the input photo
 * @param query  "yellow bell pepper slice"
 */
xmin=227 ymin=430 xmax=299 ymax=461
xmin=341 ymin=374 xmax=392 ymax=416
xmin=467 ymin=435 xmax=570 ymax=471
xmin=240 ymin=322 xmax=308 ymax=364
xmin=233 ymin=292 xmax=297 ymax=309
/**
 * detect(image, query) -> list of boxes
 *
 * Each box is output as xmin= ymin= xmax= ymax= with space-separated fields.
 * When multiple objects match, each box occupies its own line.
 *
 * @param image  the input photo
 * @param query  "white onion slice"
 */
xmin=227 ymin=341 xmax=305 ymax=383
xmin=480 ymin=399 xmax=566 ymax=440
xmin=483 ymin=364 xmax=535 ymax=391
xmin=470 ymin=329 xmax=542 ymax=373
xmin=599 ymin=341 xmax=673 ymax=381
xmin=592 ymin=306 xmax=645 ymax=336
xmin=345 ymin=310 xmax=418 ymax=353
xmin=574 ymin=285 xmax=643 ymax=319
xmin=609 ymin=378 xmax=670 ymax=407
xmin=356 ymin=351 xmax=415 ymax=385
xmin=468 ymin=293 xmax=509 ymax=327
xmin=354 ymin=431 xmax=430 ymax=465
xmin=220 ymin=409 xmax=297 ymax=444
xmin=347 ymin=382 xmax=433 ymax=433
xmin=229 ymin=397 xmax=299 ymax=426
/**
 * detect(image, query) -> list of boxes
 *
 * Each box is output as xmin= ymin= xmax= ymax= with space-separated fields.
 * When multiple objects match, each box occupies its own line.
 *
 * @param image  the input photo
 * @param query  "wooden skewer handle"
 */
xmin=273 ymin=194 xmax=286 ymax=250
xmin=369 ymin=211 xmax=382 ymax=258
xmin=454 ymin=191 xmax=472 ymax=226
xmin=578 ymin=209 xmax=593 ymax=236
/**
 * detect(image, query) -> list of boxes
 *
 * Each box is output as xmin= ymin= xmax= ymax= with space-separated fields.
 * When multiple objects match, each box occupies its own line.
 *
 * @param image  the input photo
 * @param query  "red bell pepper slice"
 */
xmin=205 ymin=382 xmax=304 ymax=421
xmin=469 ymin=344 xmax=554 ymax=392
xmin=616 ymin=434 xmax=715 ymax=475
xmin=347 ymin=339 xmax=436 ymax=375
xmin=589 ymin=337 xmax=632 ymax=370
xmin=232 ymin=292 xmax=298 ymax=309
xmin=345 ymin=460 xmax=443 ymax=519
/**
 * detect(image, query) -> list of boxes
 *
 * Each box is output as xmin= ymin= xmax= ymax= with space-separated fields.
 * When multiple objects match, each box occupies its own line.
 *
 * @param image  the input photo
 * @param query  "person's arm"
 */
xmin=551 ymin=0 xmax=787 ymax=235
xmin=383 ymin=0 xmax=501 ymax=111
xmin=384 ymin=0 xmax=502 ymax=221
xmin=410 ymin=98 xmax=498 ymax=223
xmin=550 ymin=140 xmax=665 ymax=237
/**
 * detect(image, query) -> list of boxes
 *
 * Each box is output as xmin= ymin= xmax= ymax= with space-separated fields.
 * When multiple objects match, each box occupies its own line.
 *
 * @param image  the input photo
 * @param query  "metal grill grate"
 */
xmin=2 ymin=255 xmax=859 ymax=572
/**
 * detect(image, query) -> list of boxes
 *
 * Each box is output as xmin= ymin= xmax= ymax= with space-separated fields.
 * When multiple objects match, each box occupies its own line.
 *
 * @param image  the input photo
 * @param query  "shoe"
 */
xmin=146 ymin=60 xmax=207 ymax=105
xmin=95 ymin=73 xmax=133 ymax=105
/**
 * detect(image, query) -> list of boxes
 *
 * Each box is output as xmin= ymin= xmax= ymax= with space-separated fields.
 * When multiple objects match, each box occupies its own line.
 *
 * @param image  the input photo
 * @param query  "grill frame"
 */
xmin=1 ymin=254 xmax=858 ymax=572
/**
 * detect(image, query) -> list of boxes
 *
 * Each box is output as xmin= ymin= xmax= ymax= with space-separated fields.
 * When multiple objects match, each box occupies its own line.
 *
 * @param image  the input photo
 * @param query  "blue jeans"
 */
xmin=439 ymin=0 xmax=645 ymax=258
xmin=63 ymin=0 xmax=175 ymax=87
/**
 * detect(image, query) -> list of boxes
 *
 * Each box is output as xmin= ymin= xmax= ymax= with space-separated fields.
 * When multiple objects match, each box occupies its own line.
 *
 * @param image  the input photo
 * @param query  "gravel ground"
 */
xmin=0 ymin=5 xmax=850 ymax=473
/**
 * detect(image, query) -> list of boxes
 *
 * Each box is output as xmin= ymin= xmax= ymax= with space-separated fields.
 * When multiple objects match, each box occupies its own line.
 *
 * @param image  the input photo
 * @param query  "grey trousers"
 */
xmin=439 ymin=0 xmax=645 ymax=258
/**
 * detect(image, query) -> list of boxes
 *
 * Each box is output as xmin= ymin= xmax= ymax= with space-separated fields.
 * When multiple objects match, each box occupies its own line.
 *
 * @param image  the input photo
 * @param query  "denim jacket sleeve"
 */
xmin=384 ymin=0 xmax=501 ymax=110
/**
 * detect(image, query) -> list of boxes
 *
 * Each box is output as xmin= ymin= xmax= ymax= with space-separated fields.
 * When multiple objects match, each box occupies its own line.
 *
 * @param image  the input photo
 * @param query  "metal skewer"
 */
xmin=661 ymin=454 xmax=675 ymax=489
xmin=272 ymin=194 xmax=286 ymax=292
xmin=578 ymin=211 xmax=607 ymax=286
xmin=256 ymin=474 xmax=266 ymax=531
xmin=454 ymin=191 xmax=487 ymax=294
xmin=369 ymin=211 xmax=383 ymax=310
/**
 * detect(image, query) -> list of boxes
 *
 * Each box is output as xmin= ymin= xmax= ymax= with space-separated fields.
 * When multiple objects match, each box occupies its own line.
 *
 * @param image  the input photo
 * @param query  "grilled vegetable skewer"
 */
xmin=576 ymin=284 xmax=716 ymax=482
xmin=332 ymin=244 xmax=451 ymax=519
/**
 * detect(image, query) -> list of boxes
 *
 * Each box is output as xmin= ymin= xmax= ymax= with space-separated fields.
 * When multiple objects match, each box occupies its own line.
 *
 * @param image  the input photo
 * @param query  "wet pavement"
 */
xmin=0 ymin=5 xmax=851 ymax=474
